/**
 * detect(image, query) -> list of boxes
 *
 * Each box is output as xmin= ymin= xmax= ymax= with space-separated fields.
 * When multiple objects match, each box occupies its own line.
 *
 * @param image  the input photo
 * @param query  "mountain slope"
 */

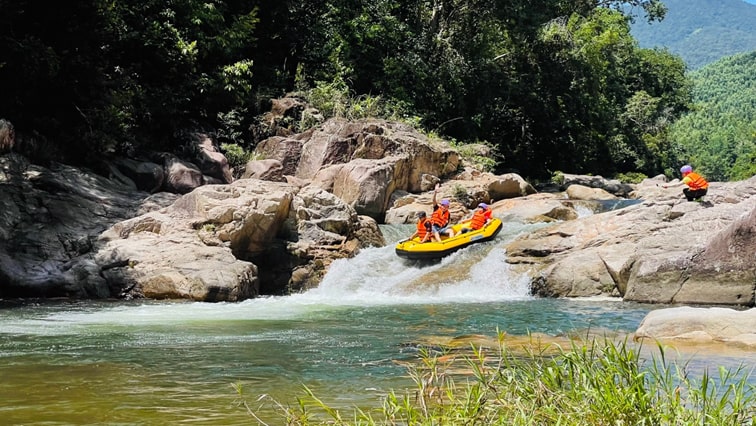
xmin=631 ymin=0 xmax=756 ymax=69
xmin=669 ymin=51 xmax=756 ymax=180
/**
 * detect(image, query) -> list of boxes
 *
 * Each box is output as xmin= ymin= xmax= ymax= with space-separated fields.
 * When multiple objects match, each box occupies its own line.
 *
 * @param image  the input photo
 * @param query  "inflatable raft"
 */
xmin=395 ymin=218 xmax=503 ymax=260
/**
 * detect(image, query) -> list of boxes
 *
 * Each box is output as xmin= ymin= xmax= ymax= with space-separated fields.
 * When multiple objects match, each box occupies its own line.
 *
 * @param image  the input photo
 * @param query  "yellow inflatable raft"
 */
xmin=395 ymin=218 xmax=503 ymax=260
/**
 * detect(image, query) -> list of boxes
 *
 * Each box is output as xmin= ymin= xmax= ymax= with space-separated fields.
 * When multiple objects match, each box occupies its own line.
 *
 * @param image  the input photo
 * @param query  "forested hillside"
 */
xmin=1 ymin=1 xmax=687 ymax=179
xmin=631 ymin=0 xmax=756 ymax=69
xmin=669 ymin=52 xmax=756 ymax=181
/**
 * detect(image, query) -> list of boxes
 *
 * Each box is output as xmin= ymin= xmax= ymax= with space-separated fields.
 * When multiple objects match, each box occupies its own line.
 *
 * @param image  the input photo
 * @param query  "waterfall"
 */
xmin=300 ymin=223 xmax=534 ymax=305
xmin=2 ymin=221 xmax=538 ymax=333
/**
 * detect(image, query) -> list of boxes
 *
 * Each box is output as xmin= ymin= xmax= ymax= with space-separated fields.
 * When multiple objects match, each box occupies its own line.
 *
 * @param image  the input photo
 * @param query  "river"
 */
xmin=0 ymin=221 xmax=752 ymax=424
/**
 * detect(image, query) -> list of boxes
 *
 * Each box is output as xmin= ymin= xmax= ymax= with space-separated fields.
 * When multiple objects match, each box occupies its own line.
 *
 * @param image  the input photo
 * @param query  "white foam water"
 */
xmin=2 ymin=222 xmax=538 ymax=334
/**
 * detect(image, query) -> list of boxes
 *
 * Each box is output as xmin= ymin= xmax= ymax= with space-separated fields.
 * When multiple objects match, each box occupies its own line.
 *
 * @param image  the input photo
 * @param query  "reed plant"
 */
xmin=240 ymin=332 xmax=756 ymax=425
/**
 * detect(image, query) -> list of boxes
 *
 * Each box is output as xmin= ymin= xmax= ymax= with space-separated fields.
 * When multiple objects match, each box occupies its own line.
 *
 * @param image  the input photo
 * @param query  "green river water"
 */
xmin=1 ymin=222 xmax=753 ymax=425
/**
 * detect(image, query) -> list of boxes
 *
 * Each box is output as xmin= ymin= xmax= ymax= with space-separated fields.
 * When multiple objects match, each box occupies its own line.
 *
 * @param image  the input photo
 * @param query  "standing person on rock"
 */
xmin=430 ymin=184 xmax=455 ymax=242
xmin=663 ymin=165 xmax=709 ymax=202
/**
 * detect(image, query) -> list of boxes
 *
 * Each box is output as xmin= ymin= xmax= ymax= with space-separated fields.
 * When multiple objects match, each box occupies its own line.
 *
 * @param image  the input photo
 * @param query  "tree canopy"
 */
xmin=668 ymin=51 xmax=756 ymax=181
xmin=1 ymin=0 xmax=693 ymax=179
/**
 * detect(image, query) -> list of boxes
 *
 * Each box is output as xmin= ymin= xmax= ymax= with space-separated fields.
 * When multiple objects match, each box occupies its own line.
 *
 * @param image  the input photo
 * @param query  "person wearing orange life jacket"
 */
xmin=460 ymin=202 xmax=492 ymax=233
xmin=408 ymin=211 xmax=432 ymax=243
xmin=430 ymin=184 xmax=455 ymax=242
xmin=662 ymin=165 xmax=709 ymax=201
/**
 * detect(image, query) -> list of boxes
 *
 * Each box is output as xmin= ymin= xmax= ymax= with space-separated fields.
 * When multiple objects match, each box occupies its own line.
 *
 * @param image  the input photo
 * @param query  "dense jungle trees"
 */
xmin=668 ymin=52 xmax=756 ymax=181
xmin=1 ymin=0 xmax=261 ymax=163
xmin=1 ymin=0 xmax=692 ymax=179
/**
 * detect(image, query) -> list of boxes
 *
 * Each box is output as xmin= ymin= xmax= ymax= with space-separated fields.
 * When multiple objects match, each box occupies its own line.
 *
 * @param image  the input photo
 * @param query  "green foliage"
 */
xmin=730 ymin=142 xmax=756 ymax=181
xmin=220 ymin=142 xmax=257 ymax=177
xmin=307 ymin=75 xmax=351 ymax=119
xmin=668 ymin=51 xmax=756 ymax=181
xmin=0 ymin=1 xmax=260 ymax=164
xmin=0 ymin=0 xmax=691 ymax=179
xmin=615 ymin=171 xmax=648 ymax=183
xmin=221 ymin=59 xmax=254 ymax=98
xmin=244 ymin=336 xmax=756 ymax=425
xmin=304 ymin=74 xmax=415 ymax=124
xmin=451 ymin=184 xmax=469 ymax=204
xmin=283 ymin=0 xmax=690 ymax=178
xmin=450 ymin=141 xmax=501 ymax=173
xmin=469 ymin=156 xmax=497 ymax=174
xmin=216 ymin=109 xmax=246 ymax=146
xmin=551 ymin=171 xmax=565 ymax=185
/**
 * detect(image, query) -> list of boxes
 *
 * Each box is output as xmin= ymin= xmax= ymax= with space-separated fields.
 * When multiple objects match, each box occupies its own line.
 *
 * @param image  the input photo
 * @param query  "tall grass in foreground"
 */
xmin=237 ymin=333 xmax=756 ymax=425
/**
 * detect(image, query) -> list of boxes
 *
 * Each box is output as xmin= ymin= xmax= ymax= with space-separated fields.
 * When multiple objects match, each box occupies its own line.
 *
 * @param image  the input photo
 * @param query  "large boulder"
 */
xmin=95 ymin=179 xmax=297 ymax=300
xmin=314 ymin=157 xmax=407 ymax=220
xmin=559 ymin=173 xmax=635 ymax=197
xmin=635 ymin=307 xmax=756 ymax=349
xmin=254 ymin=136 xmax=305 ymax=176
xmin=286 ymin=185 xmax=385 ymax=292
xmin=112 ymin=157 xmax=165 ymax=193
xmin=96 ymin=179 xmax=383 ymax=300
xmin=242 ymin=159 xmax=286 ymax=182
xmin=626 ymin=202 xmax=756 ymax=305
xmin=195 ymin=135 xmax=233 ymax=184
xmin=0 ymin=153 xmax=173 ymax=298
xmin=254 ymin=118 xmax=463 ymax=218
xmin=494 ymin=193 xmax=579 ymax=223
xmin=485 ymin=173 xmax=538 ymax=199
xmin=0 ymin=151 xmax=384 ymax=301
xmin=162 ymin=154 xmax=205 ymax=194
xmin=565 ymin=184 xmax=618 ymax=201
xmin=254 ymin=118 xmax=461 ymax=208
xmin=690 ymin=205 xmax=756 ymax=298
xmin=506 ymin=175 xmax=756 ymax=305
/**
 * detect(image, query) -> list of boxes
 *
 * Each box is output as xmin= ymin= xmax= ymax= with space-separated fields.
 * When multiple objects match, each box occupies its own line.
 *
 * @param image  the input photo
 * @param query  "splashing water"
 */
xmin=0 ymin=219 xmax=751 ymax=425
xmin=2 ymin=222 xmax=536 ymax=334
xmin=305 ymin=243 xmax=532 ymax=305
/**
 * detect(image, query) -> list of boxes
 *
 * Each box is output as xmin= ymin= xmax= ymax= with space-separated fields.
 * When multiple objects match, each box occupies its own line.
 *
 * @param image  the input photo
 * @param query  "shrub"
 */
xmin=220 ymin=142 xmax=258 ymax=178
xmin=615 ymin=171 xmax=648 ymax=184
xmin=241 ymin=335 xmax=756 ymax=425
xmin=303 ymin=75 xmax=417 ymax=126
xmin=551 ymin=170 xmax=565 ymax=185
xmin=451 ymin=141 xmax=500 ymax=173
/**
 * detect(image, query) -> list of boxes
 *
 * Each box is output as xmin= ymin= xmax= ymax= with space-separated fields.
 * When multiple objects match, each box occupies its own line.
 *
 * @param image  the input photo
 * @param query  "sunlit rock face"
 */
xmin=635 ymin=307 xmax=756 ymax=350
xmin=506 ymin=175 xmax=756 ymax=306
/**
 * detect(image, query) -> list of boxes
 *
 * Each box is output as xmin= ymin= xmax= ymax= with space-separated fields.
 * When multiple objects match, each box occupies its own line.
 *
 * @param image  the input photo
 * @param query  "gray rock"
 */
xmin=560 ymin=173 xmax=635 ymax=197
xmin=242 ymin=159 xmax=285 ymax=182
xmin=507 ymin=175 xmax=756 ymax=306
xmin=0 ymin=119 xmax=15 ymax=153
xmin=0 ymin=153 xmax=157 ymax=298
xmin=635 ymin=307 xmax=756 ymax=349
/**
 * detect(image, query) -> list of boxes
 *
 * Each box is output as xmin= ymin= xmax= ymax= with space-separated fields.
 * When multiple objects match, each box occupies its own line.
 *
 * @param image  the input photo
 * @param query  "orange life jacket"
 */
xmin=416 ymin=217 xmax=431 ymax=239
xmin=684 ymin=172 xmax=708 ymax=190
xmin=431 ymin=206 xmax=450 ymax=227
xmin=469 ymin=209 xmax=488 ymax=230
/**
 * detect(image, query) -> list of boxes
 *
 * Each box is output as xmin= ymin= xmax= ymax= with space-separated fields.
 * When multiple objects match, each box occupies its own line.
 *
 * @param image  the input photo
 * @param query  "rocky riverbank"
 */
xmin=1 ymin=114 xmax=754 ymax=308
xmin=3 ymin=111 xmax=756 ymax=351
